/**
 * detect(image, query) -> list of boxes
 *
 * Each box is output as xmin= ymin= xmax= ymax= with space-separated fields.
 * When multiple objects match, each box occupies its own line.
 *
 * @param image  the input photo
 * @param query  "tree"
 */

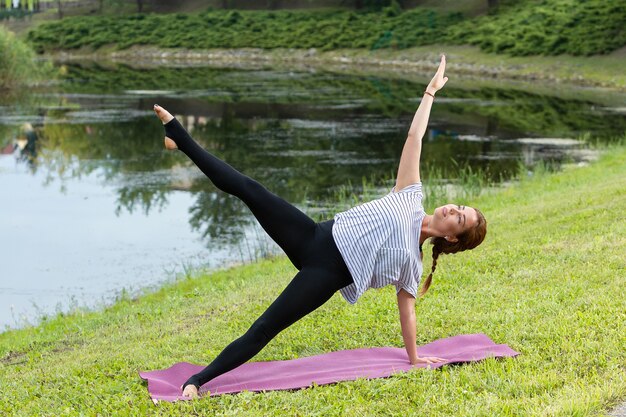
xmin=487 ymin=0 xmax=499 ymax=9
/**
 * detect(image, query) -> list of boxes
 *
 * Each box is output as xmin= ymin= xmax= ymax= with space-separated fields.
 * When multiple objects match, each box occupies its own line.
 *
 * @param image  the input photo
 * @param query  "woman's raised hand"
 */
xmin=426 ymin=54 xmax=449 ymax=95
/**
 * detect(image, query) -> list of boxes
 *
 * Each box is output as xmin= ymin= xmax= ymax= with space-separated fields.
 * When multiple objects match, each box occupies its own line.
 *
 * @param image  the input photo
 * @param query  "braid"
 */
xmin=419 ymin=246 xmax=440 ymax=296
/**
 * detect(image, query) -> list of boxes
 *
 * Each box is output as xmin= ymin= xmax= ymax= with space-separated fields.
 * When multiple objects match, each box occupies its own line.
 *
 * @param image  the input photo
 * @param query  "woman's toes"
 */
xmin=153 ymin=104 xmax=174 ymax=125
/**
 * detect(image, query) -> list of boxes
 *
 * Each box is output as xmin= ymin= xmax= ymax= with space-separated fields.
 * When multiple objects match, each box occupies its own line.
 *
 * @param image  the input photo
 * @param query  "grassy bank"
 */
xmin=1 ymin=145 xmax=625 ymax=415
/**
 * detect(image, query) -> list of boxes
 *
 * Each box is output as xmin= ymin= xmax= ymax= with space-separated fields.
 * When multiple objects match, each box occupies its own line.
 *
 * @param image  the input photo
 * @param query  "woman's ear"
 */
xmin=444 ymin=236 xmax=458 ymax=243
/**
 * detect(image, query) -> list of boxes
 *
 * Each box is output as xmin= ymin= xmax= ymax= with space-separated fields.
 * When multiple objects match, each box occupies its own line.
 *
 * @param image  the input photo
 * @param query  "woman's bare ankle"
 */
xmin=164 ymin=137 xmax=178 ymax=150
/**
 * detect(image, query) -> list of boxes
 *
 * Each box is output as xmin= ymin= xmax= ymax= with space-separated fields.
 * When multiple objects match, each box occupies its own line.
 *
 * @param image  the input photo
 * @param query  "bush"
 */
xmin=0 ymin=27 xmax=50 ymax=89
xmin=25 ymin=1 xmax=626 ymax=56
xmin=25 ymin=9 xmax=462 ymax=52
xmin=446 ymin=0 xmax=626 ymax=56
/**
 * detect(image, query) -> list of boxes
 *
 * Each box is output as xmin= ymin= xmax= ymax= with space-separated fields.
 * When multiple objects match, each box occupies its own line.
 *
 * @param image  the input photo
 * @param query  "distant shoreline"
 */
xmin=46 ymin=44 xmax=626 ymax=91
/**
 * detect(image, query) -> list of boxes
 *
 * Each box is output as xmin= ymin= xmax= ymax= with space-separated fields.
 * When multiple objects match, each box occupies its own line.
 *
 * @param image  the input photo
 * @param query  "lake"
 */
xmin=1 ymin=61 xmax=624 ymax=331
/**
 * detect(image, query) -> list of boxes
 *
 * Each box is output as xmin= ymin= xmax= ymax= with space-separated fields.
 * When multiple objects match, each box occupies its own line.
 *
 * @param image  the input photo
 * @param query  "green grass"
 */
xmin=1 ymin=144 xmax=625 ymax=415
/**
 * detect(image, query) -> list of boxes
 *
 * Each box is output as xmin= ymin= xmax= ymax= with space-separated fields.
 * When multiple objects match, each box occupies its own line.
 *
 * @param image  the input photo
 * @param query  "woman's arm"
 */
xmin=394 ymin=55 xmax=449 ymax=192
xmin=397 ymin=289 xmax=419 ymax=363
xmin=397 ymin=288 xmax=448 ymax=365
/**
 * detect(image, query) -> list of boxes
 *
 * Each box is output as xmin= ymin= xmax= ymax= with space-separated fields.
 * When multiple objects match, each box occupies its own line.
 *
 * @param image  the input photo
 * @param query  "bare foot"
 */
xmin=153 ymin=104 xmax=177 ymax=150
xmin=181 ymin=384 xmax=199 ymax=398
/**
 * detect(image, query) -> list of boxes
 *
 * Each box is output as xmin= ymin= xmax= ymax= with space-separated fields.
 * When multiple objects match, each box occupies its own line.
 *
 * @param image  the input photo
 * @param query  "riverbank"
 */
xmin=1 ymin=141 xmax=624 ymax=415
xmin=49 ymin=43 xmax=626 ymax=91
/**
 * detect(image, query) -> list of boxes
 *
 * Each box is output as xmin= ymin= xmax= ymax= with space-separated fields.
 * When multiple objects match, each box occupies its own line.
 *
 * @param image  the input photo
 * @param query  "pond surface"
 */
xmin=1 ymin=62 xmax=624 ymax=331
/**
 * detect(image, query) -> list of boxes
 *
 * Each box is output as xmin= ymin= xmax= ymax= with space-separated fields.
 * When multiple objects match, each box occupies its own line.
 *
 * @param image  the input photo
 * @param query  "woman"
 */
xmin=153 ymin=55 xmax=487 ymax=398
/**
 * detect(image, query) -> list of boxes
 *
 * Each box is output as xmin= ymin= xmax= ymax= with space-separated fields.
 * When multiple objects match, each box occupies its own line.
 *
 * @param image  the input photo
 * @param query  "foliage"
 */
xmin=0 ymin=26 xmax=50 ymax=89
xmin=25 ymin=0 xmax=626 ymax=56
xmin=1 ymin=145 xmax=625 ymax=415
xmin=25 ymin=8 xmax=463 ymax=52
xmin=447 ymin=0 xmax=626 ymax=56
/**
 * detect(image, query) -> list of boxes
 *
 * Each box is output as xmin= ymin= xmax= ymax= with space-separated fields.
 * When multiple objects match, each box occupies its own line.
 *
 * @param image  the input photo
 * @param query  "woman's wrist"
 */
xmin=424 ymin=88 xmax=436 ymax=98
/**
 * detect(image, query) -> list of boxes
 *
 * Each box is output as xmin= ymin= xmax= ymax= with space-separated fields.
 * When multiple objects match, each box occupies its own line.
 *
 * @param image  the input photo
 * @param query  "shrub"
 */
xmin=0 ymin=27 xmax=50 ymax=89
xmin=446 ymin=0 xmax=626 ymax=56
xmin=25 ymin=1 xmax=626 ymax=56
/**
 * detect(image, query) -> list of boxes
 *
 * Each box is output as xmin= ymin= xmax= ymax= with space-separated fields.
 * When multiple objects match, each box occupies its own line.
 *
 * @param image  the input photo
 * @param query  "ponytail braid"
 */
xmin=419 ymin=245 xmax=441 ymax=296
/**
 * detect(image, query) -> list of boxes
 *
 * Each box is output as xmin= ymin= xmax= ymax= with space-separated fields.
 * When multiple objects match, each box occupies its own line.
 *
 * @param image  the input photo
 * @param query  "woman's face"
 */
xmin=431 ymin=204 xmax=478 ymax=241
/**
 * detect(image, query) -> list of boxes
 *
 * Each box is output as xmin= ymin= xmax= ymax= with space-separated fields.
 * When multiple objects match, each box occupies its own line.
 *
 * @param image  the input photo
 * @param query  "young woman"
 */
xmin=153 ymin=55 xmax=487 ymax=398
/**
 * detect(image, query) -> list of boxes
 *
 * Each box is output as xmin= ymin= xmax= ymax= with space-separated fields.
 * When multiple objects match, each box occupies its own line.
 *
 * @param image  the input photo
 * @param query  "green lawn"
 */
xmin=1 ymin=145 xmax=625 ymax=416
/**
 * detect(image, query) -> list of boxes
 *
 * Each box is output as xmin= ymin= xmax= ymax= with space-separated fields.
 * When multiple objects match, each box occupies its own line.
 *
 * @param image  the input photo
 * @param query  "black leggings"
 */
xmin=163 ymin=119 xmax=353 ymax=392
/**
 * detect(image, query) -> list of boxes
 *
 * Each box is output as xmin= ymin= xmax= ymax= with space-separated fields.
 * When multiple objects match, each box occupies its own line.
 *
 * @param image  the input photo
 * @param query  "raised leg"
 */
xmin=154 ymin=105 xmax=316 ymax=269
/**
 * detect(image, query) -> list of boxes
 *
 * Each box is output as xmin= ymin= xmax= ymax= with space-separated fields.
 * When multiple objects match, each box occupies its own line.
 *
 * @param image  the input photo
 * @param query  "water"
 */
xmin=1 ymin=62 xmax=624 ymax=331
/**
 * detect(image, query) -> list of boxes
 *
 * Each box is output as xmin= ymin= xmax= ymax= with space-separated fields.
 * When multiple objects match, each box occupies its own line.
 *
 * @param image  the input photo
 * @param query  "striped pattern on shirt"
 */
xmin=332 ymin=182 xmax=425 ymax=304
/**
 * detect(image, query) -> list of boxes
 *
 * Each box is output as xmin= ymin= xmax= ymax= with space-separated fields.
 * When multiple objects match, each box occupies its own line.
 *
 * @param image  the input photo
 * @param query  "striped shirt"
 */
xmin=332 ymin=183 xmax=425 ymax=304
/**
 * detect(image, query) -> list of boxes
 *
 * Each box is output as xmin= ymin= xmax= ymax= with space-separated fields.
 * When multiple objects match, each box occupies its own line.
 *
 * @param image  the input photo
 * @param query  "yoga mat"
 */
xmin=139 ymin=333 xmax=519 ymax=403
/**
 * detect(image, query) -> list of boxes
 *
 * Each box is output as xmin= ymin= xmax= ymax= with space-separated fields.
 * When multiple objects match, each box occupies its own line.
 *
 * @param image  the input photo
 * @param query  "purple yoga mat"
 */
xmin=139 ymin=333 xmax=519 ymax=403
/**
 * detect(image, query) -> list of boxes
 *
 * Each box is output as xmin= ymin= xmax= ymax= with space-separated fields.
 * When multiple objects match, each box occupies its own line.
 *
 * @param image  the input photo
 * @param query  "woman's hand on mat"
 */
xmin=181 ymin=384 xmax=199 ymax=398
xmin=411 ymin=356 xmax=447 ymax=365
xmin=426 ymin=54 xmax=449 ymax=95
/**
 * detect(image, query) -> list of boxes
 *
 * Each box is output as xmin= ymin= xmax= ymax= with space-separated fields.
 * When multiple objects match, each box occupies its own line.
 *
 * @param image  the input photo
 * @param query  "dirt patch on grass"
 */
xmin=1 ymin=350 xmax=27 ymax=366
xmin=1 ymin=337 xmax=85 ymax=366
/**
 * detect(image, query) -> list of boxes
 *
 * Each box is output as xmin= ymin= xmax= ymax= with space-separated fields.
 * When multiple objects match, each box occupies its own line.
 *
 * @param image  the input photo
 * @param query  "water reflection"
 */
xmin=1 ymin=123 xmax=39 ymax=165
xmin=1 ymin=63 xmax=624 ymax=330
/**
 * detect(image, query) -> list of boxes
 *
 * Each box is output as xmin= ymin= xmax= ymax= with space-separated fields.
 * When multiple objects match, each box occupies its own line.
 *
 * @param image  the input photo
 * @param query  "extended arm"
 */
xmin=397 ymin=289 xmax=418 ymax=363
xmin=397 ymin=288 xmax=448 ymax=365
xmin=394 ymin=55 xmax=449 ymax=192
